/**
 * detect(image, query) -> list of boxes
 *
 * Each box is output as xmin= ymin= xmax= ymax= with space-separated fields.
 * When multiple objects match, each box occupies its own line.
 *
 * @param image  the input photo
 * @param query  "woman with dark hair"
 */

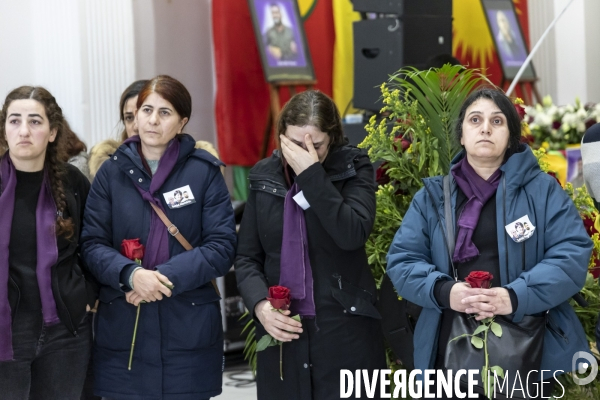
xmin=81 ymin=75 xmax=236 ymax=399
xmin=387 ymin=88 xmax=593 ymax=398
xmin=235 ymin=90 xmax=386 ymax=399
xmin=0 ymin=86 xmax=96 ymax=399
xmin=88 ymin=80 xmax=148 ymax=180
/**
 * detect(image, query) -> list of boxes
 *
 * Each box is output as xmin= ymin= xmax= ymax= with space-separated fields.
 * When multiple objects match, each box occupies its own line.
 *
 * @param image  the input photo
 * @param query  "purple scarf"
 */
xmin=451 ymin=157 xmax=502 ymax=263
xmin=0 ymin=155 xmax=60 ymax=361
xmin=123 ymin=136 xmax=181 ymax=269
xmin=279 ymin=182 xmax=316 ymax=318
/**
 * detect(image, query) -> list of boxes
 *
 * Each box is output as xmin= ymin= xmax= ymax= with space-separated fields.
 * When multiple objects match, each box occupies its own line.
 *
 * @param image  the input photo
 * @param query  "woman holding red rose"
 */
xmin=81 ymin=76 xmax=236 ymax=400
xmin=0 ymin=86 xmax=96 ymax=398
xmin=387 ymin=88 xmax=594 ymax=398
xmin=235 ymin=90 xmax=386 ymax=399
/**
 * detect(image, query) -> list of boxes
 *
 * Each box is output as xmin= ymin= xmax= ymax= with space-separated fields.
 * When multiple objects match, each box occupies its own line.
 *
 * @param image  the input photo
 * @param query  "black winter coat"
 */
xmin=235 ymin=145 xmax=386 ymax=400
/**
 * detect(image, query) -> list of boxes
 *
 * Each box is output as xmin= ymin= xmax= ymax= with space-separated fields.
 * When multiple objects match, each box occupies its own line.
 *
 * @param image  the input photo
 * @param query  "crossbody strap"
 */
xmin=442 ymin=175 xmax=458 ymax=281
xmin=149 ymin=202 xmax=221 ymax=297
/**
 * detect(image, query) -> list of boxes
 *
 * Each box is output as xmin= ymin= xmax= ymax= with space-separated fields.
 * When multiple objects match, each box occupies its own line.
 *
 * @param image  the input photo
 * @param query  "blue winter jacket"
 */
xmin=387 ymin=145 xmax=593 ymax=377
xmin=81 ymin=134 xmax=236 ymax=400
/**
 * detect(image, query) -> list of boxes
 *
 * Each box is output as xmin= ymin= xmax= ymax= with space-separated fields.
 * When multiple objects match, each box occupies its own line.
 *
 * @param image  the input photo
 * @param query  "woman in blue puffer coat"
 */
xmin=387 ymin=88 xmax=593 ymax=398
xmin=81 ymin=75 xmax=236 ymax=400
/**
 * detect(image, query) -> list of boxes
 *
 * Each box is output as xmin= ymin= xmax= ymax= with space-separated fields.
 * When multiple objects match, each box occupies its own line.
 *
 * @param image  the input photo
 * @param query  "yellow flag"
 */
xmin=333 ymin=0 xmax=360 ymax=114
xmin=298 ymin=0 xmax=317 ymax=17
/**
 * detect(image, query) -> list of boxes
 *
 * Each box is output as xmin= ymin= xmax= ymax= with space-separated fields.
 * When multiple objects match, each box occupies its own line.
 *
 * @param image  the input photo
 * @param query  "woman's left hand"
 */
xmin=125 ymin=290 xmax=145 ymax=306
xmin=280 ymin=134 xmax=319 ymax=175
xmin=462 ymin=288 xmax=513 ymax=320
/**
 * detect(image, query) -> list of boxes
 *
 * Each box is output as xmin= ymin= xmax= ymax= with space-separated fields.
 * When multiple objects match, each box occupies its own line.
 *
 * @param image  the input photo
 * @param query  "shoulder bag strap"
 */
xmin=443 ymin=175 xmax=458 ymax=281
xmin=149 ymin=202 xmax=221 ymax=297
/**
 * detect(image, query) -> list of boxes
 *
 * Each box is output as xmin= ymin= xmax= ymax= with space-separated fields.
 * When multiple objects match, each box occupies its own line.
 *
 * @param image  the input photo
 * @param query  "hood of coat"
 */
xmin=112 ymin=134 xmax=223 ymax=191
xmin=424 ymin=144 xmax=542 ymax=207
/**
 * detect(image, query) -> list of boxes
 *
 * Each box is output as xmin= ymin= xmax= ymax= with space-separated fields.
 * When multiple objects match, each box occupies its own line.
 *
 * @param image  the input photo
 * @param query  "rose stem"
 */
xmin=128 ymin=304 xmax=141 ymax=370
xmin=280 ymin=343 xmax=283 ymax=380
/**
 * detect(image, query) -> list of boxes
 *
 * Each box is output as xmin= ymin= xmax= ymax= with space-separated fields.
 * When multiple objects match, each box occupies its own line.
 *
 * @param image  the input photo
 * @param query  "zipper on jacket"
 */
xmin=8 ymin=276 xmax=20 ymax=325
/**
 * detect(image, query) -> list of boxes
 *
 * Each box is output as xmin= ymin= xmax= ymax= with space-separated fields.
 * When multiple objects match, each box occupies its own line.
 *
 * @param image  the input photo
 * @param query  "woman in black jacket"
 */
xmin=0 ymin=86 xmax=95 ymax=399
xmin=235 ymin=90 xmax=386 ymax=400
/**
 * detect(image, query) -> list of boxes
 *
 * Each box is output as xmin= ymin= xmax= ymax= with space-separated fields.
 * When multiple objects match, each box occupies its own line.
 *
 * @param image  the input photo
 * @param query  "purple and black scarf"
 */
xmin=451 ymin=157 xmax=502 ymax=263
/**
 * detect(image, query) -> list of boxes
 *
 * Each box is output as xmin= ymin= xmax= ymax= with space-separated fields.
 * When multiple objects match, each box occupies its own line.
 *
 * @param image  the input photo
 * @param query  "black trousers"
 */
xmin=0 ymin=309 xmax=92 ymax=400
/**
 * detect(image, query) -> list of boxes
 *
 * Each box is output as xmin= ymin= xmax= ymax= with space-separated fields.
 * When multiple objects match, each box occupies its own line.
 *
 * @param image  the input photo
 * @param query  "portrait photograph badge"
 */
xmin=505 ymin=215 xmax=536 ymax=243
xmin=163 ymin=185 xmax=196 ymax=209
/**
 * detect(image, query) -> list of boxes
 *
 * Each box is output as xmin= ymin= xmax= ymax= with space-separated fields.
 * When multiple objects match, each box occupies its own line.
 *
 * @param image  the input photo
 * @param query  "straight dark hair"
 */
xmin=137 ymin=75 xmax=191 ymax=129
xmin=454 ymin=87 xmax=522 ymax=159
xmin=119 ymin=79 xmax=149 ymax=142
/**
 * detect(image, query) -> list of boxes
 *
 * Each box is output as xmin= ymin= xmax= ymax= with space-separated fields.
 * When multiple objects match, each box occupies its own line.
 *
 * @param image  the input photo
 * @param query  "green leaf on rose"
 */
xmin=291 ymin=314 xmax=301 ymax=322
xmin=490 ymin=365 xmax=504 ymax=379
xmin=473 ymin=325 xmax=489 ymax=336
xmin=256 ymin=335 xmax=274 ymax=352
xmin=490 ymin=322 xmax=503 ymax=337
xmin=470 ymin=336 xmax=484 ymax=349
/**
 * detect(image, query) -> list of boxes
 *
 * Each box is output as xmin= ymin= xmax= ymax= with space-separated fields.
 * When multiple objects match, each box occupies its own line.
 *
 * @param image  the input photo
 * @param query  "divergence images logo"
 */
xmin=572 ymin=351 xmax=598 ymax=386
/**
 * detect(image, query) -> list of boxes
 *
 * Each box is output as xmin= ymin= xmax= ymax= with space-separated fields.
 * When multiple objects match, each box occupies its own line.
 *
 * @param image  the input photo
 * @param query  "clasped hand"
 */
xmin=125 ymin=269 xmax=173 ymax=306
xmin=449 ymin=282 xmax=513 ymax=321
xmin=255 ymin=299 xmax=303 ymax=342
xmin=279 ymin=134 xmax=318 ymax=175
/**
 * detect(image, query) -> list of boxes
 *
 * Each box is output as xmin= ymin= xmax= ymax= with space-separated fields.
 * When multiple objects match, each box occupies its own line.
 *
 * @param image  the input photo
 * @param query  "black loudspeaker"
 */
xmin=353 ymin=1 xmax=452 ymax=111
xmin=353 ymin=0 xmax=452 ymax=15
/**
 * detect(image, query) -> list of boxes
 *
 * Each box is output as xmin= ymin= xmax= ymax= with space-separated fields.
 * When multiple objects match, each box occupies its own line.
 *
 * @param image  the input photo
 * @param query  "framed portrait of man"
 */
xmin=248 ymin=0 xmax=315 ymax=82
xmin=482 ymin=0 xmax=536 ymax=81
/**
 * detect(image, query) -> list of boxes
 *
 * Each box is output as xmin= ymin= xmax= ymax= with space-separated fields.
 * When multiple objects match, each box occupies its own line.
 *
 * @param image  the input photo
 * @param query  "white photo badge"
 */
xmin=505 ymin=215 xmax=535 ymax=243
xmin=163 ymin=185 xmax=196 ymax=209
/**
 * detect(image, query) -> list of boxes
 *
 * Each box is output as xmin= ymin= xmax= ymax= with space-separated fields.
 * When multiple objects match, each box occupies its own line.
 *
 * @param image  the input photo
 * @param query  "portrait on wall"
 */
xmin=248 ymin=0 xmax=315 ymax=82
xmin=482 ymin=0 xmax=536 ymax=81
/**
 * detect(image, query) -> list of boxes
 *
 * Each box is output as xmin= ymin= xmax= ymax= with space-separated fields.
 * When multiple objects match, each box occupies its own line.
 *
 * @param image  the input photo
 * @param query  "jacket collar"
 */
xmin=112 ymin=134 xmax=220 ymax=193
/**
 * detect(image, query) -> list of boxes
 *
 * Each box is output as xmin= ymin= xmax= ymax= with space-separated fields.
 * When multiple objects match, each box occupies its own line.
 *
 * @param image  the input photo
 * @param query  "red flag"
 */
xmin=213 ymin=0 xmax=334 ymax=167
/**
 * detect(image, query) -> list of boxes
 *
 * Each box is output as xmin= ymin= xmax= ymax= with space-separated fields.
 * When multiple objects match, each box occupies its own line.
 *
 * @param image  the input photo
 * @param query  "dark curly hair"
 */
xmin=0 ymin=86 xmax=75 ymax=238
xmin=454 ymin=87 xmax=522 ymax=160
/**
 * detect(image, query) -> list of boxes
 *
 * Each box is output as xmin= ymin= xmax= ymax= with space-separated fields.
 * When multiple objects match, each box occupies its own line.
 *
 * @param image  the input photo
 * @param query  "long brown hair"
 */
xmin=62 ymin=120 xmax=87 ymax=161
xmin=277 ymin=90 xmax=345 ymax=150
xmin=0 ymin=86 xmax=75 ymax=238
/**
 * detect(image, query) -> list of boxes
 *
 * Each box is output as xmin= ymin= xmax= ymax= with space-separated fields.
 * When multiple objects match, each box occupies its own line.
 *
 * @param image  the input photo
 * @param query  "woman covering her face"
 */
xmin=81 ymin=75 xmax=236 ymax=399
xmin=235 ymin=90 xmax=386 ymax=399
xmin=0 ymin=86 xmax=96 ymax=399
xmin=387 ymin=88 xmax=593 ymax=398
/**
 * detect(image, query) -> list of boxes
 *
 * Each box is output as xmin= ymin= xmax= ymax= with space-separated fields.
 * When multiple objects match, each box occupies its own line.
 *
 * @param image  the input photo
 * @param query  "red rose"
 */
xmin=267 ymin=285 xmax=291 ymax=311
xmin=465 ymin=271 xmax=494 ymax=289
xmin=121 ymin=238 xmax=145 ymax=261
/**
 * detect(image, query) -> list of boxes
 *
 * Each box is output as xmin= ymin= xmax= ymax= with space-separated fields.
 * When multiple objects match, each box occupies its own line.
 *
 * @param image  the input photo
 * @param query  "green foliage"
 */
xmin=240 ymin=311 xmax=257 ymax=375
xmin=388 ymin=64 xmax=488 ymax=169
